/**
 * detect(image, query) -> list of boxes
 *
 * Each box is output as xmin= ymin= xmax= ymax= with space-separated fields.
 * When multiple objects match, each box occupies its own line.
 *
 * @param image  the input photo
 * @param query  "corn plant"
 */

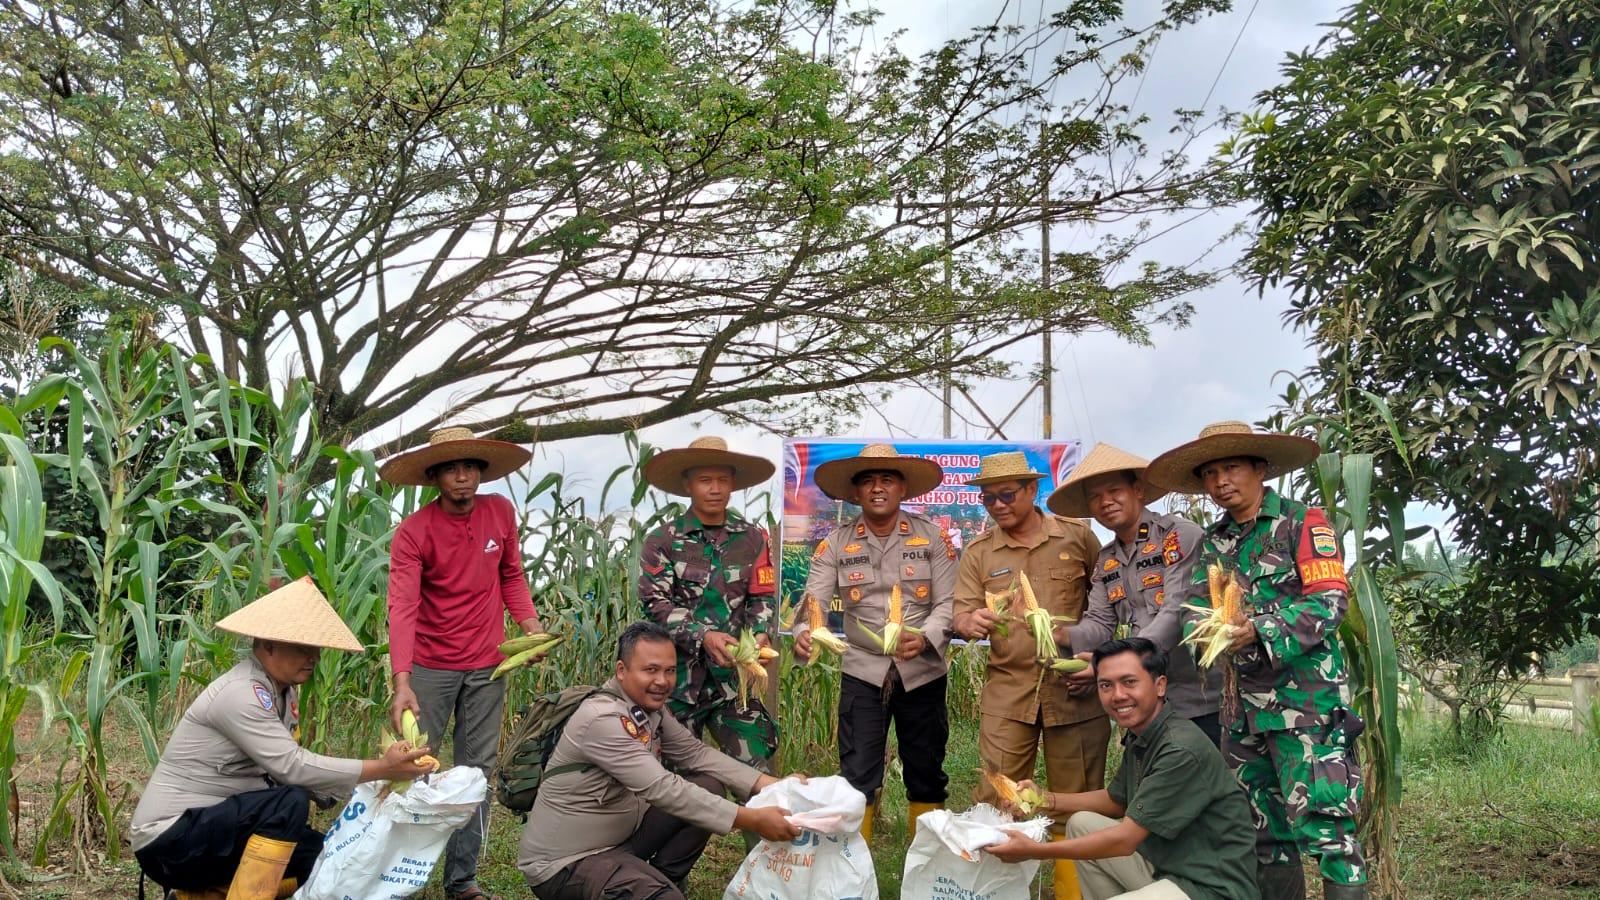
xmin=0 ymin=424 xmax=68 ymax=863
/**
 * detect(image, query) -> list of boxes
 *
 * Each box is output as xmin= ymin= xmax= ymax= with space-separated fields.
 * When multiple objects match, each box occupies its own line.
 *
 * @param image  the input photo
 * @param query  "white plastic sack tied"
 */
xmin=295 ymin=766 xmax=487 ymax=900
xmin=723 ymin=775 xmax=878 ymax=900
xmin=900 ymin=803 xmax=1051 ymax=900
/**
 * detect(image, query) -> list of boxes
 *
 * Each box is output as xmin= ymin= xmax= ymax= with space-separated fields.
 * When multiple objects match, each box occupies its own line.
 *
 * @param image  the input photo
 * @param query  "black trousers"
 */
xmin=135 ymin=785 xmax=322 ymax=892
xmin=1191 ymin=711 xmax=1223 ymax=748
xmin=532 ymin=772 xmax=721 ymax=900
xmin=839 ymin=671 xmax=949 ymax=803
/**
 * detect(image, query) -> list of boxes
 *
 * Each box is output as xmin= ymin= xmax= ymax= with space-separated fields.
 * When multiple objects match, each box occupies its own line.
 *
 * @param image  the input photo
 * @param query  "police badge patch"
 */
xmin=253 ymin=684 xmax=274 ymax=711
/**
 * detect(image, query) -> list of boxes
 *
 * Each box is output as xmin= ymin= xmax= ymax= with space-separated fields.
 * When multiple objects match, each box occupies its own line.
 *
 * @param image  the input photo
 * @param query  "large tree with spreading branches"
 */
xmin=1 ymin=0 xmax=1233 ymax=457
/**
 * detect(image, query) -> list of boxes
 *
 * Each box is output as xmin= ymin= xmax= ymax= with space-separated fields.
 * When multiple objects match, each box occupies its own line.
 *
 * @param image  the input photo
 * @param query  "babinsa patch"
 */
xmin=1310 ymin=525 xmax=1338 ymax=556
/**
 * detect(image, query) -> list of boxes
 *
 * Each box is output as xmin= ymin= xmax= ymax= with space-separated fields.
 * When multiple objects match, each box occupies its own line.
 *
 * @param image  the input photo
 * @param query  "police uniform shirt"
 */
xmin=516 ymin=676 xmax=766 ymax=888
xmin=798 ymin=512 xmax=957 ymax=690
xmin=1065 ymin=510 xmax=1219 ymax=720
xmin=129 ymin=656 xmax=363 ymax=851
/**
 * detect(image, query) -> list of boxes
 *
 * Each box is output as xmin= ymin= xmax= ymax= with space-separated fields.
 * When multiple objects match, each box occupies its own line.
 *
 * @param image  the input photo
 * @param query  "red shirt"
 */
xmin=387 ymin=494 xmax=539 ymax=672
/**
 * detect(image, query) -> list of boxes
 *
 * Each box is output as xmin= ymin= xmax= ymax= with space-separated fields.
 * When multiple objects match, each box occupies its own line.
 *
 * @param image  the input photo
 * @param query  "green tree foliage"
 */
xmin=0 ymin=0 xmax=1229 ymax=456
xmin=1236 ymin=0 xmax=1600 ymax=660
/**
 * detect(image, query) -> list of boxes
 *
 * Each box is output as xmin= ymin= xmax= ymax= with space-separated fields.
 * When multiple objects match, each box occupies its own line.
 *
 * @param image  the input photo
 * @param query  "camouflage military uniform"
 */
xmin=1186 ymin=489 xmax=1365 ymax=886
xmin=639 ymin=511 xmax=777 ymax=771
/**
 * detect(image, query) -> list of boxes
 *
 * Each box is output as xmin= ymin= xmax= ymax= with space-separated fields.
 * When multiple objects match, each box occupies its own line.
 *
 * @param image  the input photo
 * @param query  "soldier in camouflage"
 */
xmin=639 ymin=437 xmax=779 ymax=773
xmin=1147 ymin=421 xmax=1366 ymax=900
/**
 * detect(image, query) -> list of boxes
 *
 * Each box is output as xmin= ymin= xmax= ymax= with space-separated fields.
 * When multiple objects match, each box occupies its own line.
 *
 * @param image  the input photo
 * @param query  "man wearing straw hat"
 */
xmin=1146 ymin=421 xmax=1365 ymax=900
xmin=131 ymin=577 xmax=435 ymax=900
xmin=792 ymin=443 xmax=957 ymax=841
xmin=1046 ymin=443 xmax=1221 ymax=746
xmin=638 ymin=436 xmax=779 ymax=773
xmin=950 ymin=450 xmax=1106 ymax=900
xmin=381 ymin=426 xmax=545 ymax=900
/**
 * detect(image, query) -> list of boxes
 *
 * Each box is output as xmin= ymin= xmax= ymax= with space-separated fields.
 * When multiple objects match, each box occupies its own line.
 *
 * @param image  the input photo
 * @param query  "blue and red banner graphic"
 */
xmin=779 ymin=438 xmax=1083 ymax=615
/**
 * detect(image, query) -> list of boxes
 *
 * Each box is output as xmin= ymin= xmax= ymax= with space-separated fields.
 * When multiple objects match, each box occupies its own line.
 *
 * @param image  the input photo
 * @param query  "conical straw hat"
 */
xmin=379 ymin=426 xmax=532 ymax=487
xmin=813 ymin=443 xmax=944 ymax=501
xmin=1145 ymin=421 xmax=1321 ymax=494
xmin=642 ymin=436 xmax=775 ymax=495
xmin=215 ymin=576 xmax=364 ymax=652
xmin=964 ymin=451 xmax=1047 ymax=487
xmin=1046 ymin=442 xmax=1169 ymax=518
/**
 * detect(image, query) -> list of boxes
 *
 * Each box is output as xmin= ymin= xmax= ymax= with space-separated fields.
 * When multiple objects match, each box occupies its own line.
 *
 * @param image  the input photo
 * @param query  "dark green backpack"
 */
xmin=495 ymin=684 xmax=617 ymax=813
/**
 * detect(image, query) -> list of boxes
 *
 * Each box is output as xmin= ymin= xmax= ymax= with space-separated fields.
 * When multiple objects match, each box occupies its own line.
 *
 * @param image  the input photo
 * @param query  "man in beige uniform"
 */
xmin=132 ymin=579 xmax=432 ymax=900
xmin=518 ymin=621 xmax=801 ymax=900
xmin=951 ymin=451 xmax=1107 ymax=900
xmin=793 ymin=443 xmax=956 ymax=840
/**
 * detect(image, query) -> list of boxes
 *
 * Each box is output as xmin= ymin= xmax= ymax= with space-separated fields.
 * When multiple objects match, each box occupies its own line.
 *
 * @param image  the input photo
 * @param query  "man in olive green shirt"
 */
xmin=985 ymin=637 xmax=1257 ymax=900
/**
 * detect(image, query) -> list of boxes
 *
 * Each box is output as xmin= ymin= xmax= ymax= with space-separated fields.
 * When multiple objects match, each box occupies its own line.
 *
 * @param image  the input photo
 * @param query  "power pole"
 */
xmin=1039 ymin=124 xmax=1053 ymax=440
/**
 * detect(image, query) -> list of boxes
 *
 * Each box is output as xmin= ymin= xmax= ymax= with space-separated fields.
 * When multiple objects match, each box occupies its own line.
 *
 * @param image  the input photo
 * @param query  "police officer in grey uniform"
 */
xmin=1047 ymin=443 xmax=1221 ymax=745
xmin=793 ymin=443 xmax=957 ymax=841
xmin=517 ymin=622 xmax=803 ymax=900
xmin=131 ymin=578 xmax=432 ymax=900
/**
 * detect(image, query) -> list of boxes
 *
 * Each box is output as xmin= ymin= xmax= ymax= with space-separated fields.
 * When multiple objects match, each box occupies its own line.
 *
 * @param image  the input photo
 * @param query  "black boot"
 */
xmin=1256 ymin=862 xmax=1306 ymax=900
xmin=1321 ymin=881 xmax=1367 ymax=900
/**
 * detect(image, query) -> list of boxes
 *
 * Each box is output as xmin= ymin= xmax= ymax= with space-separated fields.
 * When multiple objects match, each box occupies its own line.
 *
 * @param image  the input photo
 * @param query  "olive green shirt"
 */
xmin=1108 ymin=707 xmax=1257 ymax=900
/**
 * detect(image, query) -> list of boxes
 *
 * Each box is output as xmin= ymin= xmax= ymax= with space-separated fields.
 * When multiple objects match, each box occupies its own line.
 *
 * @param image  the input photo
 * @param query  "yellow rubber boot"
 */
xmin=275 ymin=878 xmax=299 ymax=899
xmin=906 ymin=801 xmax=941 ymax=842
xmin=226 ymin=835 xmax=297 ymax=900
xmin=860 ymin=803 xmax=875 ymax=842
xmin=1051 ymin=834 xmax=1084 ymax=900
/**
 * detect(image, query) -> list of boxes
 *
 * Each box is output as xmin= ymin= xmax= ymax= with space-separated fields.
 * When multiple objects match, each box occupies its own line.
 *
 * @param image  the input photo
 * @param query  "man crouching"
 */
xmin=518 ymin=621 xmax=804 ymax=899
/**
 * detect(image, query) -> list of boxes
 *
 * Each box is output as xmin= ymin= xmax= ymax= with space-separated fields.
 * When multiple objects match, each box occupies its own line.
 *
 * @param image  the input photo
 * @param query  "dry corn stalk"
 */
xmin=804 ymin=593 xmax=848 ymax=659
xmin=730 ymin=629 xmax=777 ymax=708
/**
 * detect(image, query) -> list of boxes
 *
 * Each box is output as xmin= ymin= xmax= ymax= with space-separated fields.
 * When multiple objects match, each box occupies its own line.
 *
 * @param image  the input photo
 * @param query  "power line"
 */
xmin=1200 ymin=0 xmax=1261 ymax=110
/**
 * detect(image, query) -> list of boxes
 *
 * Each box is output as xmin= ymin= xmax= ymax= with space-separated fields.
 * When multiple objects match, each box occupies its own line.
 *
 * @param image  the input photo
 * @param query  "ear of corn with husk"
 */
xmin=389 ymin=708 xmax=441 ymax=794
xmin=985 ymin=587 xmax=1013 ymax=639
xmin=858 ymin=583 xmax=924 ymax=655
xmin=491 ymin=631 xmax=565 ymax=679
xmin=981 ymin=759 xmax=1043 ymax=816
xmin=1019 ymin=573 xmax=1061 ymax=663
xmin=1037 ymin=656 xmax=1089 ymax=674
xmin=804 ymin=593 xmax=848 ymax=660
xmin=1183 ymin=562 xmax=1248 ymax=668
xmin=730 ymin=628 xmax=778 ymax=708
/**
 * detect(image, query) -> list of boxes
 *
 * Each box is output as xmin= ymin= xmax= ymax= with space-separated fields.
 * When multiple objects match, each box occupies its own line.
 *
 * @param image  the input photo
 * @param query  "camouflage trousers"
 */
xmin=1226 ymin=711 xmax=1366 ymax=886
xmin=668 ymin=692 xmax=776 ymax=774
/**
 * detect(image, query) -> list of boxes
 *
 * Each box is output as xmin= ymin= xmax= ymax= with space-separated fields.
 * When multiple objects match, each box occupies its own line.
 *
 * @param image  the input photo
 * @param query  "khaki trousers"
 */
xmin=976 ymin=713 xmax=1111 ymax=830
xmin=1066 ymin=811 xmax=1190 ymax=900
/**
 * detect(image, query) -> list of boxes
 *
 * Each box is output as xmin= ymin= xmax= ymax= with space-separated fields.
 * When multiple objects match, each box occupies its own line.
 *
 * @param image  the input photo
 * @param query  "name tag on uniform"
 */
xmin=989 ymin=567 xmax=1012 ymax=578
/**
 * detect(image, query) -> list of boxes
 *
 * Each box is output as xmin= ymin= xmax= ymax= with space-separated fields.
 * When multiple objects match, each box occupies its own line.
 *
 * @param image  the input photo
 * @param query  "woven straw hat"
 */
xmin=215 ymin=576 xmax=363 ymax=652
xmin=813 ymin=443 xmax=944 ymax=502
xmin=1145 ymin=420 xmax=1321 ymax=493
xmin=642 ymin=436 xmax=775 ymax=495
xmin=965 ymin=451 xmax=1047 ymax=487
xmin=379 ymin=426 xmax=532 ymax=487
xmin=1046 ymin=442 xmax=1169 ymax=518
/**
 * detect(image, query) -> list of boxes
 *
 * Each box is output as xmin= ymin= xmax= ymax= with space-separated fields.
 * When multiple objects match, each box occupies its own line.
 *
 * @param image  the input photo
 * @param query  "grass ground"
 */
xmin=7 ymin=710 xmax=1600 ymax=898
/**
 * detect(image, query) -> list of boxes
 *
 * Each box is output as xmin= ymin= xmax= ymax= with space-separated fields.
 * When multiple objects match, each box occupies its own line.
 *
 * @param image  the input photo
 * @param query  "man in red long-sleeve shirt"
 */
xmin=381 ymin=426 xmax=545 ymax=900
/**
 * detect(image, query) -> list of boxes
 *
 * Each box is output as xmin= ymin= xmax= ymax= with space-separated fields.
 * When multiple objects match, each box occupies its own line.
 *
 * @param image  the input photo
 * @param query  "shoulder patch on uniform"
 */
xmin=855 ymin=522 xmax=867 ymax=537
xmin=905 ymin=536 xmax=929 ymax=547
xmin=1310 ymin=525 xmax=1338 ymax=557
xmin=899 ymin=520 xmax=911 ymax=535
xmin=252 ymin=683 xmax=274 ymax=711
xmin=813 ymin=539 xmax=829 ymax=560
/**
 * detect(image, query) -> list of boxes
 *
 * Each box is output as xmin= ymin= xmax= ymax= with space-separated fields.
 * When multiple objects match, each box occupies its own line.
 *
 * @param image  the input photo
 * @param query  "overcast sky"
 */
xmin=506 ymin=1 xmax=1444 ymax=537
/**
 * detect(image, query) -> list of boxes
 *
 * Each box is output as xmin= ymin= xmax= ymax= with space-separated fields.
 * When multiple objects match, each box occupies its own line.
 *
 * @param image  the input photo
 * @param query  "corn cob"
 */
xmin=1037 ymin=657 xmax=1090 ymax=674
xmin=804 ymin=593 xmax=848 ymax=659
xmin=498 ymin=631 xmax=564 ymax=656
xmin=882 ymin=583 xmax=904 ymax=655
xmin=730 ymin=629 xmax=772 ymax=708
xmin=981 ymin=760 xmax=1043 ymax=816
xmin=1183 ymin=562 xmax=1248 ymax=668
xmin=390 ymin=708 xmax=440 ymax=794
xmin=1019 ymin=572 xmax=1059 ymax=663
xmin=985 ymin=588 xmax=1013 ymax=639
xmin=491 ymin=634 xmax=565 ymax=679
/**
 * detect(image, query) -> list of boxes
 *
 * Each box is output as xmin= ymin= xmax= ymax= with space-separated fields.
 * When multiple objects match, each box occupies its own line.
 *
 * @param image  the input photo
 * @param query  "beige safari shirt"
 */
xmin=954 ymin=509 xmax=1102 ymax=726
xmin=129 ymin=656 xmax=362 ymax=851
xmin=797 ymin=512 xmax=957 ymax=691
xmin=516 ymin=676 xmax=765 ymax=888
